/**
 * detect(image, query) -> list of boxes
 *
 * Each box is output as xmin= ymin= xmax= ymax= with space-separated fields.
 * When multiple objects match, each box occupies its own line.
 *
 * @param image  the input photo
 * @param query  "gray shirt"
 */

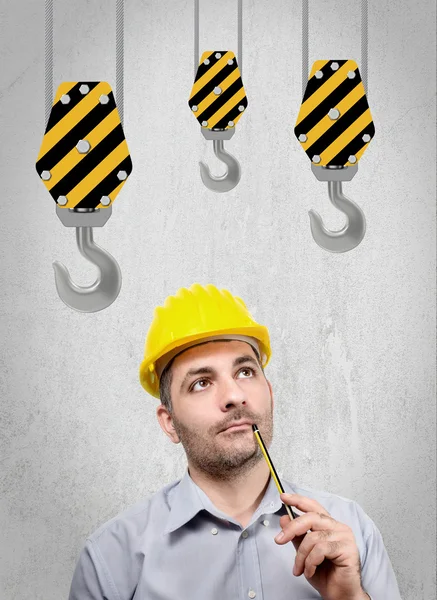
xmin=69 ymin=468 xmax=402 ymax=599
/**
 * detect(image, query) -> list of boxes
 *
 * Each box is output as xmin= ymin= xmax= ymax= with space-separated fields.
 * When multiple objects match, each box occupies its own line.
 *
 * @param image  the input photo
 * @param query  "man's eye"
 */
xmin=191 ymin=378 xmax=209 ymax=392
xmin=238 ymin=367 xmax=255 ymax=378
xmin=190 ymin=368 xmax=255 ymax=392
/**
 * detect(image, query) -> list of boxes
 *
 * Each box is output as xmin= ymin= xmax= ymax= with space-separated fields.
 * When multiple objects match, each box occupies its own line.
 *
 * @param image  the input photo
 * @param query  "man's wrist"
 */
xmin=354 ymin=591 xmax=371 ymax=600
xmin=323 ymin=589 xmax=371 ymax=600
xmin=338 ymin=591 xmax=370 ymax=600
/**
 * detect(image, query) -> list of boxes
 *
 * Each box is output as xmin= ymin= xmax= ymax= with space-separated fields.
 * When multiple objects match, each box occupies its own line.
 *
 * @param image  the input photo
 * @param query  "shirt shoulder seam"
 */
xmin=87 ymin=537 xmax=122 ymax=600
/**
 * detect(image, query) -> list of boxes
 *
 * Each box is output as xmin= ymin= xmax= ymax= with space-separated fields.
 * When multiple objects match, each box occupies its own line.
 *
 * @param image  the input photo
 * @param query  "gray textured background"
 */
xmin=0 ymin=0 xmax=435 ymax=598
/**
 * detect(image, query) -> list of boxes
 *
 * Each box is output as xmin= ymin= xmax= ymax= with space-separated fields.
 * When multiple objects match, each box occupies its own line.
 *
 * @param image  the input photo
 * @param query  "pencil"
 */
xmin=252 ymin=424 xmax=297 ymax=520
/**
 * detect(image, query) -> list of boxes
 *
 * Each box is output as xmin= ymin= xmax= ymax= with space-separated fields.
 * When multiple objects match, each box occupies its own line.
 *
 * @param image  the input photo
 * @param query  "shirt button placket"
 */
xmin=241 ymin=532 xmax=256 ymax=598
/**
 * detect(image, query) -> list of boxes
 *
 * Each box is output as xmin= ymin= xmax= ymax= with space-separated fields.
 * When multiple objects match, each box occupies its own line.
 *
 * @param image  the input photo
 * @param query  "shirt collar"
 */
xmin=163 ymin=466 xmax=296 ymax=535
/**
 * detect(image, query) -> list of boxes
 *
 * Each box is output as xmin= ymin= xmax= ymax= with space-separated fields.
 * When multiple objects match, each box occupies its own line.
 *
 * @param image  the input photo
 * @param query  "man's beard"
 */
xmin=171 ymin=403 xmax=274 ymax=482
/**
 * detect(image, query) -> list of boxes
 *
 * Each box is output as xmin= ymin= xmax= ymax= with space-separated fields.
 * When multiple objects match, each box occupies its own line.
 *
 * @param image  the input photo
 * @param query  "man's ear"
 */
xmin=156 ymin=405 xmax=180 ymax=443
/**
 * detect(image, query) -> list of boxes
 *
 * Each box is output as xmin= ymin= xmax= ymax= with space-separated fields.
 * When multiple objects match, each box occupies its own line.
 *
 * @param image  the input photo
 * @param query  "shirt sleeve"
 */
xmin=360 ymin=519 xmax=403 ymax=599
xmin=68 ymin=539 xmax=119 ymax=600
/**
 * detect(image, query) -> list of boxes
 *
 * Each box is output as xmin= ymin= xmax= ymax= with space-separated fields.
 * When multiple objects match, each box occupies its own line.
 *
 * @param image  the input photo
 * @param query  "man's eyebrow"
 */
xmin=180 ymin=355 xmax=259 ymax=392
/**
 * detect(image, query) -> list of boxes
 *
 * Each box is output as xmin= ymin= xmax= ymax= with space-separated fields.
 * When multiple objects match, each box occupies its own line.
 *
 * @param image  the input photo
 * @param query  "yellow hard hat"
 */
xmin=139 ymin=283 xmax=272 ymax=398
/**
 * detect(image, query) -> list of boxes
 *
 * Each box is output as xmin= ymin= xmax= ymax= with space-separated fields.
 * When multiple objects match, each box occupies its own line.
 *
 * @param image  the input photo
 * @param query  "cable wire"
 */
xmin=194 ymin=0 xmax=199 ymax=76
xmin=116 ymin=0 xmax=124 ymax=126
xmin=361 ymin=0 xmax=368 ymax=94
xmin=194 ymin=0 xmax=242 ymax=77
xmin=302 ymin=0 xmax=368 ymax=95
xmin=238 ymin=0 xmax=242 ymax=78
xmin=302 ymin=0 xmax=308 ymax=98
xmin=44 ymin=1 xmax=124 ymax=127
xmin=45 ymin=0 xmax=53 ymax=129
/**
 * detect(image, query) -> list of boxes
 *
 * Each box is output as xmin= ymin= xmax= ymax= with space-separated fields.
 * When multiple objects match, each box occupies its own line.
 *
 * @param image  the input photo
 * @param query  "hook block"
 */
xmin=36 ymin=82 xmax=133 ymax=211
xmin=189 ymin=51 xmax=248 ymax=131
xmin=295 ymin=60 xmax=375 ymax=168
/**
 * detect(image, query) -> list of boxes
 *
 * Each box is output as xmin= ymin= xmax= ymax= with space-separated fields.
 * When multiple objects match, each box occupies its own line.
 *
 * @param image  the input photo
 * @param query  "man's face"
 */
xmin=157 ymin=340 xmax=274 ymax=480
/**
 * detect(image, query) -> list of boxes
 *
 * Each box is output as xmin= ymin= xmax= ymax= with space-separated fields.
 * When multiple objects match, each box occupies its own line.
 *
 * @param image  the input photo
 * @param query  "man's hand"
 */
xmin=274 ymin=492 xmax=369 ymax=600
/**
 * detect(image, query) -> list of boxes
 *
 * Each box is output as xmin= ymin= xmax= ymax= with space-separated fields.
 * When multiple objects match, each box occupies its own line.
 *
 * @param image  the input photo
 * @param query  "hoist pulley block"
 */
xmin=189 ymin=51 xmax=247 ymax=131
xmin=295 ymin=60 xmax=375 ymax=168
xmin=36 ymin=81 xmax=132 ymax=211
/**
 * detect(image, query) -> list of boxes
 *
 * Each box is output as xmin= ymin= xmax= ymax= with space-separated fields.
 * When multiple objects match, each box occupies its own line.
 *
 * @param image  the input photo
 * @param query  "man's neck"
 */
xmin=187 ymin=460 xmax=271 ymax=521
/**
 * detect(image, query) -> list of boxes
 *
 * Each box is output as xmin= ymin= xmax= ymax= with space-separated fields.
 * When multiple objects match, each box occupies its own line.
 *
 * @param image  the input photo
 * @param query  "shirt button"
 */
xmin=248 ymin=591 xmax=256 ymax=598
xmin=242 ymin=530 xmax=249 ymax=538
xmin=211 ymin=528 xmax=218 ymax=535
xmin=263 ymin=519 xmax=269 ymax=527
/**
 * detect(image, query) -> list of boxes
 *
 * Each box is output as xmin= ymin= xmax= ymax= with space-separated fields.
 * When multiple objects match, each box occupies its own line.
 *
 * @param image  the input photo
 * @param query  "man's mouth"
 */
xmin=221 ymin=422 xmax=253 ymax=433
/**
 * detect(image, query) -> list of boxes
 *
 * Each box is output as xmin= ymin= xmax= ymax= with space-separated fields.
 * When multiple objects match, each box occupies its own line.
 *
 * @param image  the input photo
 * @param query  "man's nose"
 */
xmin=220 ymin=376 xmax=248 ymax=406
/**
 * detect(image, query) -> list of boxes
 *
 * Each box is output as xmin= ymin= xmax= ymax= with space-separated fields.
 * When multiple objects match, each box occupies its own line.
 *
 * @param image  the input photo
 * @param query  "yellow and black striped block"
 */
xmin=188 ymin=51 xmax=247 ymax=130
xmin=36 ymin=82 xmax=132 ymax=209
xmin=295 ymin=60 xmax=375 ymax=167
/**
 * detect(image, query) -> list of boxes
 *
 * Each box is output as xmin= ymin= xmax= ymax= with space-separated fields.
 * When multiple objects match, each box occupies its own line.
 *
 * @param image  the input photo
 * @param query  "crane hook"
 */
xmin=52 ymin=227 xmax=122 ymax=313
xmin=308 ymin=180 xmax=366 ymax=253
xmin=199 ymin=139 xmax=241 ymax=193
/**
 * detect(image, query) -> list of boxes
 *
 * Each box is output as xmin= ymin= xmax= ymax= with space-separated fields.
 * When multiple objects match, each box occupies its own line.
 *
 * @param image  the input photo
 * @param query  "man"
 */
xmin=69 ymin=283 xmax=402 ymax=600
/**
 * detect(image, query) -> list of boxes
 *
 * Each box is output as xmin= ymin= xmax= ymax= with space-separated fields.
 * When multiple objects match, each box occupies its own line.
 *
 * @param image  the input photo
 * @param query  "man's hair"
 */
xmin=159 ymin=340 xmax=265 ymax=414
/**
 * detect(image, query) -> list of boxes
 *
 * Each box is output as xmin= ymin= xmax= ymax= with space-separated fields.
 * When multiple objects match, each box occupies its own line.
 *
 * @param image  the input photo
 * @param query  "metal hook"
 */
xmin=52 ymin=227 xmax=122 ymax=313
xmin=308 ymin=180 xmax=366 ymax=253
xmin=199 ymin=139 xmax=241 ymax=193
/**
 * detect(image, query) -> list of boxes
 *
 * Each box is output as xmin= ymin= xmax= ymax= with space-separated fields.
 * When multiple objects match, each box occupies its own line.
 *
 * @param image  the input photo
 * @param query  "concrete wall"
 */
xmin=0 ymin=0 xmax=435 ymax=598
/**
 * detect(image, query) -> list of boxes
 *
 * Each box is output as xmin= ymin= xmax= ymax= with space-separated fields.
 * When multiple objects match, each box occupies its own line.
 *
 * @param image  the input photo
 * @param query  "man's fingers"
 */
xmin=275 ymin=511 xmax=341 ymax=544
xmin=280 ymin=492 xmax=331 ymax=517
